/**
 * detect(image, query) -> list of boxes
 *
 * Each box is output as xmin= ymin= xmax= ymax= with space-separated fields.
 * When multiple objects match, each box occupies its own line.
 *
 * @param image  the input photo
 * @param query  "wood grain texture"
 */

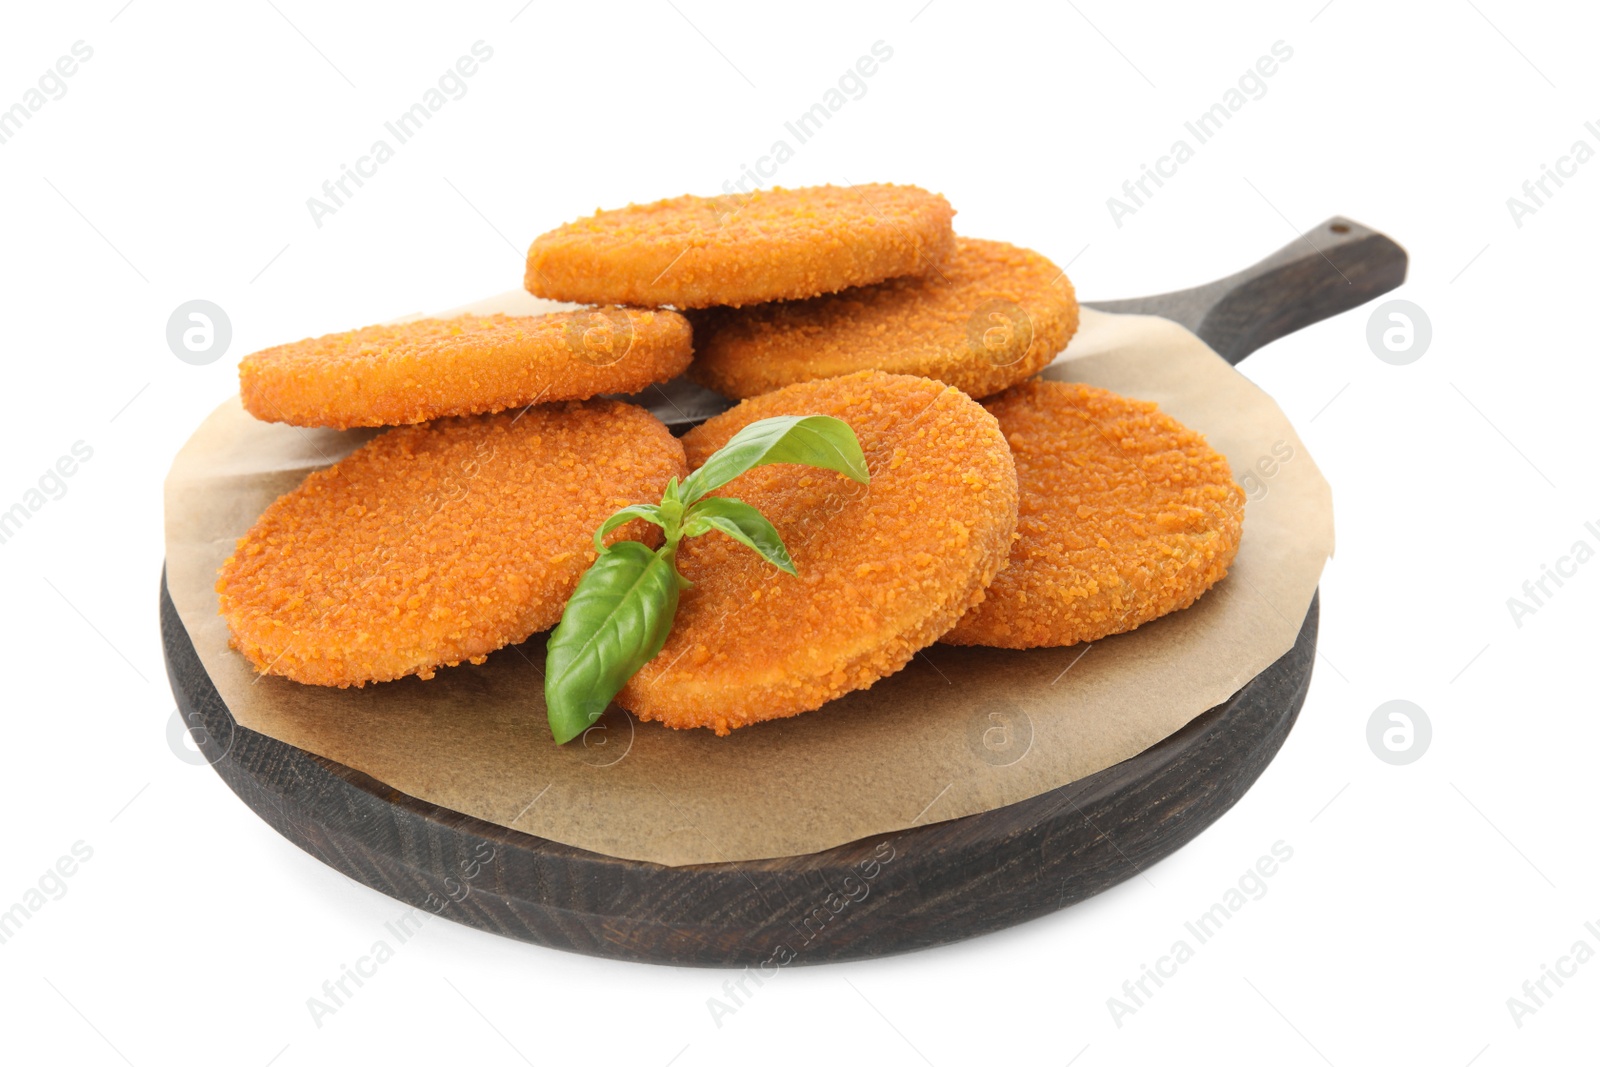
xmin=162 ymin=572 xmax=1315 ymax=967
xmin=159 ymin=217 xmax=1405 ymax=965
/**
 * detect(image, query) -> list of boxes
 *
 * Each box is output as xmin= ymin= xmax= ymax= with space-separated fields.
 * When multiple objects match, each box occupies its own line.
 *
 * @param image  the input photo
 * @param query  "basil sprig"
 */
xmin=544 ymin=415 xmax=869 ymax=743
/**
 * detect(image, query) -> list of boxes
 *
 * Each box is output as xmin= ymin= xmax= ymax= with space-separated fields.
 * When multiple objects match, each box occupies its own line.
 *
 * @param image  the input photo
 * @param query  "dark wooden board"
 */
xmin=160 ymin=217 xmax=1406 ymax=967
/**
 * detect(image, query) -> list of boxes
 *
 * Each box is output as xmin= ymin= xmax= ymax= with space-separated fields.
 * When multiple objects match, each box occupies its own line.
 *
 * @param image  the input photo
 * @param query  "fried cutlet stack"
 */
xmin=220 ymin=182 xmax=1243 ymax=734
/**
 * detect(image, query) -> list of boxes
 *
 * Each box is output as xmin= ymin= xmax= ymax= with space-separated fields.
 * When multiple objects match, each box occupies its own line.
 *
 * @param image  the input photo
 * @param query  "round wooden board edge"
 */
xmin=161 ymin=565 xmax=1317 ymax=967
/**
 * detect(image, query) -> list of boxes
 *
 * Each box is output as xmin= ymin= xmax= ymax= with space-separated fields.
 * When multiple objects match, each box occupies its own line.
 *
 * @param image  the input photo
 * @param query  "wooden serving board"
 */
xmin=161 ymin=218 xmax=1406 ymax=967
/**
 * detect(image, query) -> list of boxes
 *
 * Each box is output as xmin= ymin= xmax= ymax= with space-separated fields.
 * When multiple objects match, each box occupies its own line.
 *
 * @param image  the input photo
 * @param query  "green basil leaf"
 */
xmin=682 ymin=496 xmax=797 ymax=575
xmin=544 ymin=541 xmax=680 ymax=744
xmin=592 ymin=503 xmax=666 ymax=553
xmin=678 ymin=415 xmax=869 ymax=503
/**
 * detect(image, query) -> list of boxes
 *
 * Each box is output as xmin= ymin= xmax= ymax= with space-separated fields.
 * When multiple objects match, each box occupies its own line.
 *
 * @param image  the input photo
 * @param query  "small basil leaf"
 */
xmin=682 ymin=496 xmax=797 ymax=575
xmin=545 ymin=541 xmax=680 ymax=744
xmin=592 ymin=503 xmax=666 ymax=553
xmin=679 ymin=415 xmax=869 ymax=503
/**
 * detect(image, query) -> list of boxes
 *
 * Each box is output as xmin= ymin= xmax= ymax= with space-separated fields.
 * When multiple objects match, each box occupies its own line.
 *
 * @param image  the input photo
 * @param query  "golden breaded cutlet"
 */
xmin=216 ymin=400 xmax=687 ymax=687
xmin=239 ymin=309 xmax=692 ymax=430
xmin=943 ymin=380 xmax=1245 ymax=649
xmin=524 ymin=184 xmax=955 ymax=309
xmin=618 ymin=371 xmax=1018 ymax=734
xmin=689 ymin=237 xmax=1079 ymax=400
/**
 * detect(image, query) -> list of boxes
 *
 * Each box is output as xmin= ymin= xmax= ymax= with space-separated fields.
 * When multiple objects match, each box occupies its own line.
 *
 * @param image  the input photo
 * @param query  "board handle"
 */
xmin=1085 ymin=217 xmax=1409 ymax=365
xmin=645 ymin=217 xmax=1409 ymax=430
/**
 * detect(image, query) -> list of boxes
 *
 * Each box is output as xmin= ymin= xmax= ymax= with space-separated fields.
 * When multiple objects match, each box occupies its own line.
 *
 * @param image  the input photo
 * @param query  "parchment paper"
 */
xmin=163 ymin=299 xmax=1334 ymax=866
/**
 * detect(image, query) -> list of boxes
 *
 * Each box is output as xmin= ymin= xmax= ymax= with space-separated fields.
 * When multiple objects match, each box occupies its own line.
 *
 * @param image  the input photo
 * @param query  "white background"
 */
xmin=1 ymin=1 xmax=1595 ymax=1064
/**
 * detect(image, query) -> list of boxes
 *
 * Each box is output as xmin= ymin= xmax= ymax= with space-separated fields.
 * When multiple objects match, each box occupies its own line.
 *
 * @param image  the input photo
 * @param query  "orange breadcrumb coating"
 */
xmin=689 ymin=238 xmax=1079 ymax=400
xmin=216 ymin=400 xmax=686 ymax=687
xmin=524 ymin=184 xmax=955 ymax=310
xmin=618 ymin=371 xmax=1018 ymax=734
xmin=943 ymin=380 xmax=1245 ymax=649
xmin=238 ymin=309 xmax=692 ymax=430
